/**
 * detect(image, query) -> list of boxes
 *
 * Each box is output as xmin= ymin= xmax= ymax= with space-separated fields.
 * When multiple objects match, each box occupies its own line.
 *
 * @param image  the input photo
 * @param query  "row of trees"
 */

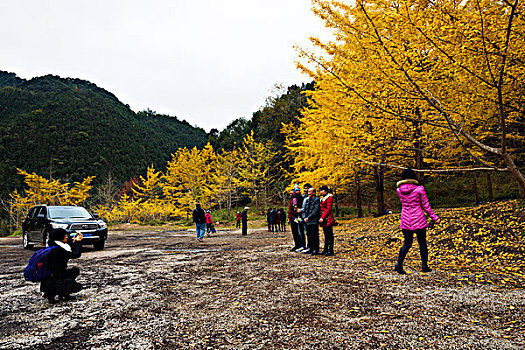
xmin=8 ymin=133 xmax=276 ymax=226
xmin=285 ymin=0 xmax=525 ymax=209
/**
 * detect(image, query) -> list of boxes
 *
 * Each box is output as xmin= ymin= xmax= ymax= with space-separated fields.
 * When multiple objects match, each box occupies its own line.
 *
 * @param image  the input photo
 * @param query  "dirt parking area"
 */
xmin=0 ymin=225 xmax=523 ymax=349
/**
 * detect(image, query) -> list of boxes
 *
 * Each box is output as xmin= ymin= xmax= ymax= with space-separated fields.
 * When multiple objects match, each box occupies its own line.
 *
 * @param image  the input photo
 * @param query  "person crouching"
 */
xmin=40 ymin=228 xmax=84 ymax=303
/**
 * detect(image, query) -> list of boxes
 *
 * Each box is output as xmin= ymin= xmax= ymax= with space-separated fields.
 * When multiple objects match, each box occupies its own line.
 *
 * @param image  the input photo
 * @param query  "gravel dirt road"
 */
xmin=0 ymin=225 xmax=523 ymax=349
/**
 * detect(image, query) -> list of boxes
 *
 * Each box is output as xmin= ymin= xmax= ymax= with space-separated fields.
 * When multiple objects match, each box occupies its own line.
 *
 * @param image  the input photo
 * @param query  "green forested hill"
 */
xmin=0 ymin=71 xmax=207 ymax=196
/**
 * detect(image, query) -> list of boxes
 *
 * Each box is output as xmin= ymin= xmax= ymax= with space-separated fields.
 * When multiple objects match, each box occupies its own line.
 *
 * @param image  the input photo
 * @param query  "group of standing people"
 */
xmin=266 ymin=208 xmax=286 ymax=232
xmin=288 ymin=183 xmax=336 ymax=256
xmin=191 ymin=168 xmax=439 ymax=273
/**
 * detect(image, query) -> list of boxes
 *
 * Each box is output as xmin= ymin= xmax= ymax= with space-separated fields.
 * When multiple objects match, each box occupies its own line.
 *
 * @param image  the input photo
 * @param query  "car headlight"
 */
xmin=98 ymin=221 xmax=107 ymax=229
xmin=51 ymin=222 xmax=69 ymax=229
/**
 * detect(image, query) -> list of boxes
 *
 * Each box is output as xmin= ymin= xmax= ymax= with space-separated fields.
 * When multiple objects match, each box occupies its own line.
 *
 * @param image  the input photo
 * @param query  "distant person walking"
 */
xmin=205 ymin=210 xmax=214 ymax=236
xmin=301 ymin=187 xmax=320 ymax=255
xmin=395 ymin=168 xmax=440 ymax=274
xmin=193 ymin=203 xmax=207 ymax=242
xmin=40 ymin=228 xmax=84 ymax=303
xmin=235 ymin=211 xmax=241 ymax=229
xmin=319 ymin=185 xmax=336 ymax=256
xmin=241 ymin=207 xmax=249 ymax=236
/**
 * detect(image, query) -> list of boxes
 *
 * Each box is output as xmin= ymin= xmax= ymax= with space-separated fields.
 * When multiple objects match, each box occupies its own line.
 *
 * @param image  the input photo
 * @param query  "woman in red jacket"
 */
xmin=319 ymin=185 xmax=336 ymax=256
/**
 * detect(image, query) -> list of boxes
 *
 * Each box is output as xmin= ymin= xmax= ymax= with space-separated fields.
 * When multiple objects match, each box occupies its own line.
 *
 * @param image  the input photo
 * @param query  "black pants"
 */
xmin=306 ymin=224 xmax=319 ymax=252
xmin=236 ymin=220 xmax=241 ymax=228
xmin=206 ymin=223 xmax=212 ymax=233
xmin=242 ymin=222 xmax=247 ymax=235
xmin=40 ymin=267 xmax=83 ymax=297
xmin=322 ymin=225 xmax=334 ymax=252
xmin=297 ymin=221 xmax=306 ymax=248
xmin=290 ymin=221 xmax=302 ymax=249
xmin=396 ymin=228 xmax=428 ymax=267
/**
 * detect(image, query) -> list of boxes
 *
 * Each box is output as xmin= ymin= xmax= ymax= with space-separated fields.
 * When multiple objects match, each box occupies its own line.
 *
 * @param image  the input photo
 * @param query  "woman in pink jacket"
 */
xmin=205 ymin=210 xmax=214 ymax=236
xmin=395 ymin=169 xmax=440 ymax=274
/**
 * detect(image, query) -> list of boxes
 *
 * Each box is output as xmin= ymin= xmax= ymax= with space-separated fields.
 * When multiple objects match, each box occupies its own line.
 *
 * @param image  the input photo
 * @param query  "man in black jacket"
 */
xmin=193 ymin=203 xmax=206 ymax=242
xmin=301 ymin=187 xmax=321 ymax=255
xmin=40 ymin=228 xmax=84 ymax=303
xmin=241 ymin=207 xmax=249 ymax=236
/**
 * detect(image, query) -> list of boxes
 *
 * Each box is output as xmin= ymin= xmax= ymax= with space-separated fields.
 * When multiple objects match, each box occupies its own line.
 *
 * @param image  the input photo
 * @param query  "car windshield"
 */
xmin=48 ymin=207 xmax=92 ymax=220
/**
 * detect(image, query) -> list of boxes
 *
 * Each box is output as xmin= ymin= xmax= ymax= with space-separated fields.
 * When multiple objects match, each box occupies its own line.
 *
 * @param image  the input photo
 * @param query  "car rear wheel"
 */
xmin=93 ymin=239 xmax=105 ymax=251
xmin=22 ymin=231 xmax=33 ymax=249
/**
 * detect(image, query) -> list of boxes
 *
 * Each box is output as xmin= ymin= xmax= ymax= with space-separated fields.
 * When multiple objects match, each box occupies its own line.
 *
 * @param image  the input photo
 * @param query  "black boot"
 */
xmin=326 ymin=242 xmax=334 ymax=256
xmin=44 ymin=293 xmax=57 ymax=304
xmin=394 ymin=263 xmax=407 ymax=274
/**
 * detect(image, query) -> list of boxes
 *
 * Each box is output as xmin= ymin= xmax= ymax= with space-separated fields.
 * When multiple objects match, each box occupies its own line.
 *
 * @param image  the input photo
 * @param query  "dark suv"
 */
xmin=22 ymin=205 xmax=108 ymax=250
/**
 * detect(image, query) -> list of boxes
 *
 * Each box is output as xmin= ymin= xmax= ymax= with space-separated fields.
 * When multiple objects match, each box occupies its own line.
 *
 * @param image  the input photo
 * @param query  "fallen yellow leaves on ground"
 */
xmin=336 ymin=200 xmax=524 ymax=288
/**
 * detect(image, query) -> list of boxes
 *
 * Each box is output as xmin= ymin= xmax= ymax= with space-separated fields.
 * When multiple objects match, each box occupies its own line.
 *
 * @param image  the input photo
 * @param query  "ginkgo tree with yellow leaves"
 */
xmin=94 ymin=137 xmax=276 ymax=224
xmin=293 ymin=0 xmax=525 ymax=197
xmin=9 ymin=169 xmax=95 ymax=227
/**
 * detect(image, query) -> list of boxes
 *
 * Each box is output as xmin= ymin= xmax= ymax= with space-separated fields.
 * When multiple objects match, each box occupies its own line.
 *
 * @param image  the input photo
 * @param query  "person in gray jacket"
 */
xmin=301 ymin=187 xmax=320 ymax=255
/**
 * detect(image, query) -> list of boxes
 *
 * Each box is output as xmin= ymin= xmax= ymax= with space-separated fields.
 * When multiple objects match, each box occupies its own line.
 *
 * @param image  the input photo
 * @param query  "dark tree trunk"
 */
xmin=356 ymin=174 xmax=363 ymax=218
xmin=414 ymin=107 xmax=424 ymax=183
xmin=334 ymin=188 xmax=339 ymax=217
xmin=374 ymin=166 xmax=385 ymax=216
xmin=486 ymin=173 xmax=494 ymax=202
xmin=433 ymin=176 xmax=437 ymax=203
xmin=474 ymin=172 xmax=480 ymax=205
xmin=367 ymin=187 xmax=372 ymax=214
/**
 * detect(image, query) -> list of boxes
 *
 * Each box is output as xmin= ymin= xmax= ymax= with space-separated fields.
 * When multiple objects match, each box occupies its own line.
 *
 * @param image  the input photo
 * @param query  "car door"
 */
xmin=33 ymin=206 xmax=47 ymax=242
xmin=23 ymin=207 xmax=37 ymax=242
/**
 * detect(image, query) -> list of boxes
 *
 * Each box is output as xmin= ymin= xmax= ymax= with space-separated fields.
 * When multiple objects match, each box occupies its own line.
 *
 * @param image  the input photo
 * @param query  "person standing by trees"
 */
xmin=193 ymin=203 xmax=206 ymax=242
xmin=301 ymin=187 xmax=321 ymax=255
xmin=274 ymin=208 xmax=281 ymax=232
xmin=395 ymin=169 xmax=440 ymax=274
xmin=235 ymin=211 xmax=241 ymax=229
xmin=269 ymin=208 xmax=278 ymax=232
xmin=278 ymin=208 xmax=286 ymax=232
xmin=319 ymin=185 xmax=336 ymax=256
xmin=241 ymin=207 xmax=249 ymax=236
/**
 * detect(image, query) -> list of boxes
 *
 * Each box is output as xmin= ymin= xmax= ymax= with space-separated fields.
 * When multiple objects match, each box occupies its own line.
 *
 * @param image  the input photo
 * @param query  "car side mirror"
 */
xmin=93 ymin=213 xmax=99 ymax=219
xmin=37 ymin=214 xmax=45 ymax=219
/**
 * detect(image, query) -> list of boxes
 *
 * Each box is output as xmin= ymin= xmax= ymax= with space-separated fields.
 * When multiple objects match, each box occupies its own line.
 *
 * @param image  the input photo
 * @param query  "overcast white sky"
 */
xmin=0 ymin=0 xmax=331 ymax=131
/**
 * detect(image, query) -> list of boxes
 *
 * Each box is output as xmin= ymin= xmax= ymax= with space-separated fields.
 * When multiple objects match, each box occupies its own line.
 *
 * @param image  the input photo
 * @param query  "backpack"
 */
xmin=23 ymin=247 xmax=57 ymax=282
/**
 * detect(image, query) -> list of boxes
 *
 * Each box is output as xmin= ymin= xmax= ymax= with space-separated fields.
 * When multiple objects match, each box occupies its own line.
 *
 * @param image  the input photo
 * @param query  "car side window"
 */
xmin=28 ymin=207 xmax=37 ymax=219
xmin=39 ymin=207 xmax=47 ymax=217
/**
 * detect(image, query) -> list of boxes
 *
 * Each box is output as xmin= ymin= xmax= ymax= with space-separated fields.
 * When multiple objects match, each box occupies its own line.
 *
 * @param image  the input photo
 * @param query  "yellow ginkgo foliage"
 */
xmin=294 ymin=0 xmax=525 ymax=196
xmin=9 ymin=169 xmax=94 ymax=226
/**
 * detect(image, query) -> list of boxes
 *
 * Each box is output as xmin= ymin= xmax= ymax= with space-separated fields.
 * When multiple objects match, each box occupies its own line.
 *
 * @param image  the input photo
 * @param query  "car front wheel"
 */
xmin=93 ymin=239 xmax=105 ymax=251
